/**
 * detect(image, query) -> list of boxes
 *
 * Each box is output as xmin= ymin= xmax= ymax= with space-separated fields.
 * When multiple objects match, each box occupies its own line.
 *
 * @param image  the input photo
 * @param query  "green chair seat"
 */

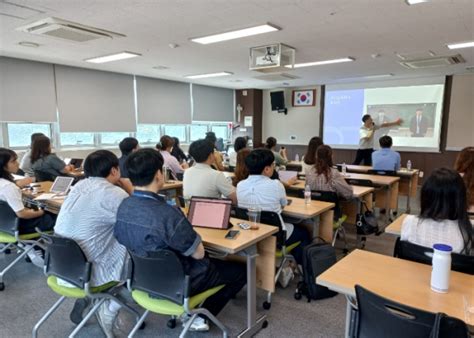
xmin=47 ymin=276 xmax=118 ymax=298
xmin=0 ymin=230 xmax=50 ymax=243
xmin=333 ymin=214 xmax=348 ymax=230
xmin=131 ymin=284 xmax=225 ymax=316
xmin=276 ymin=241 xmax=301 ymax=258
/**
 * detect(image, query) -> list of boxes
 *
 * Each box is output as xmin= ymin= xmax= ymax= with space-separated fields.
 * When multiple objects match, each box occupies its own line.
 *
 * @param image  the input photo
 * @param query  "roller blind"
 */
xmin=0 ymin=57 xmax=57 ymax=122
xmin=446 ymin=74 xmax=474 ymax=150
xmin=136 ymin=76 xmax=191 ymax=124
xmin=192 ymin=84 xmax=234 ymax=122
xmin=55 ymin=65 xmax=136 ymax=132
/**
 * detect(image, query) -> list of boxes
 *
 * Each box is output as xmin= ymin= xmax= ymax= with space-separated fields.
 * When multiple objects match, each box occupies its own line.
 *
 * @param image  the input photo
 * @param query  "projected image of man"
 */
xmin=410 ymin=109 xmax=429 ymax=137
xmin=353 ymin=114 xmax=402 ymax=165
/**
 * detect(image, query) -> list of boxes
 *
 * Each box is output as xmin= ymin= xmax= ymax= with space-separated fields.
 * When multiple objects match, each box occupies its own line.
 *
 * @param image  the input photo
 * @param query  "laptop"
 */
xmin=69 ymin=158 xmax=83 ymax=169
xmin=50 ymin=176 xmax=75 ymax=194
xmin=278 ymin=170 xmax=298 ymax=182
xmin=187 ymin=196 xmax=232 ymax=229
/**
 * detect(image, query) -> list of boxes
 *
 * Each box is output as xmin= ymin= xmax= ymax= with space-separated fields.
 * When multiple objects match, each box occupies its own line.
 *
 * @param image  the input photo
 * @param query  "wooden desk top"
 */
xmin=317 ymin=249 xmax=473 ymax=325
xmin=340 ymin=164 xmax=419 ymax=178
xmin=385 ymin=214 xmax=408 ymax=236
xmin=162 ymin=180 xmax=183 ymax=190
xmin=290 ymin=180 xmax=374 ymax=199
xmin=223 ymin=172 xmax=235 ymax=179
xmin=343 ymin=172 xmax=400 ymax=186
xmin=194 ymin=218 xmax=278 ymax=254
xmin=283 ymin=197 xmax=334 ymax=219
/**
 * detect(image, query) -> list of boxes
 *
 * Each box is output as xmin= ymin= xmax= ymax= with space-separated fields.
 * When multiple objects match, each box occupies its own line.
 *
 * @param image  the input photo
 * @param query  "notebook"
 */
xmin=187 ymin=196 xmax=232 ymax=229
xmin=50 ymin=176 xmax=74 ymax=194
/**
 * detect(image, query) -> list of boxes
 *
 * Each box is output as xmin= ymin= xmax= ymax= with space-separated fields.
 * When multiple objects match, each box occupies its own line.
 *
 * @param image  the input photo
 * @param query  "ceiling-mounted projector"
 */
xmin=249 ymin=43 xmax=295 ymax=73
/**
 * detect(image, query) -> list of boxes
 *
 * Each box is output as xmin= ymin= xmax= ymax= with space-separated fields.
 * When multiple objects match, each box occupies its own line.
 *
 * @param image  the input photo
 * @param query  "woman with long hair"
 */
xmin=302 ymin=136 xmax=323 ymax=175
xmin=0 ymin=148 xmax=55 ymax=234
xmin=454 ymin=146 xmax=474 ymax=211
xmin=157 ymin=135 xmax=188 ymax=177
xmin=305 ymin=145 xmax=353 ymax=199
xmin=229 ymin=136 xmax=248 ymax=168
xmin=401 ymin=167 xmax=473 ymax=254
xmin=30 ymin=135 xmax=73 ymax=180
xmin=264 ymin=136 xmax=288 ymax=167
xmin=170 ymin=137 xmax=188 ymax=163
xmin=232 ymin=148 xmax=252 ymax=186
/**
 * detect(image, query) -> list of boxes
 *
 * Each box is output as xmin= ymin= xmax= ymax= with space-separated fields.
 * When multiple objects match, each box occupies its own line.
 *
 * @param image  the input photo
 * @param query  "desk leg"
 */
xmin=319 ymin=210 xmax=334 ymax=243
xmin=238 ymin=245 xmax=267 ymax=338
xmin=406 ymin=178 xmax=412 ymax=214
xmin=345 ymin=299 xmax=352 ymax=338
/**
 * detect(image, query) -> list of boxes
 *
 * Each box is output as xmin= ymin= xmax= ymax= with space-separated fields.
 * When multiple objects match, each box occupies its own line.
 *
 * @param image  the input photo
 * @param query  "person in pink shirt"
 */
xmin=156 ymin=135 xmax=188 ymax=178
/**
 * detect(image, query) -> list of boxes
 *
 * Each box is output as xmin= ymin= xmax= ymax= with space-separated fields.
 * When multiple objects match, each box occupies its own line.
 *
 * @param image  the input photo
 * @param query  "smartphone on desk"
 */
xmin=225 ymin=230 xmax=240 ymax=240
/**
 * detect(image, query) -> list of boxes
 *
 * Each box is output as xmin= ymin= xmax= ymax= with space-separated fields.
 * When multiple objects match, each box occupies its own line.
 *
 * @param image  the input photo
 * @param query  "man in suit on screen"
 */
xmin=410 ymin=109 xmax=429 ymax=137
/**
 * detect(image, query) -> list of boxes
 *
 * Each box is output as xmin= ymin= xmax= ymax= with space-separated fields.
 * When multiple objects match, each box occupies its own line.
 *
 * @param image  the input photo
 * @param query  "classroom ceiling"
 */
xmin=0 ymin=0 xmax=473 ymax=89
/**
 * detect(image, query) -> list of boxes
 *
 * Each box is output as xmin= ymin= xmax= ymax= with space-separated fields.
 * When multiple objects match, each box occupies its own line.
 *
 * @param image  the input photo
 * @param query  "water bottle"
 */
xmin=342 ymin=162 xmax=347 ymax=176
xmin=431 ymin=244 xmax=452 ymax=293
xmin=304 ymin=184 xmax=311 ymax=205
xmin=406 ymin=160 xmax=412 ymax=171
xmin=295 ymin=154 xmax=300 ymax=162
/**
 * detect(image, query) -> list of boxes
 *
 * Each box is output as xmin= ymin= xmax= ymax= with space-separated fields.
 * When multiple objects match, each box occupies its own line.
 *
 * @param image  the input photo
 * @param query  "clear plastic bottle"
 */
xmin=295 ymin=153 xmax=300 ymax=162
xmin=342 ymin=162 xmax=347 ymax=176
xmin=304 ymin=184 xmax=311 ymax=205
xmin=431 ymin=244 xmax=452 ymax=293
xmin=407 ymin=160 xmax=412 ymax=171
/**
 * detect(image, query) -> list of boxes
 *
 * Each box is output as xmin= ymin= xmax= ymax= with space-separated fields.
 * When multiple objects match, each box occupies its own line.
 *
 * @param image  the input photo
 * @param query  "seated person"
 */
xmin=401 ymin=168 xmax=473 ymax=255
xmin=204 ymin=132 xmax=224 ymax=171
xmin=54 ymin=150 xmax=130 ymax=335
xmin=454 ymin=146 xmax=474 ymax=212
xmin=20 ymin=132 xmax=45 ymax=177
xmin=302 ymin=136 xmax=323 ymax=175
xmin=0 ymin=148 xmax=55 ymax=234
xmin=305 ymin=145 xmax=353 ymax=200
xmin=264 ymin=136 xmax=288 ymax=167
xmin=371 ymin=135 xmax=401 ymax=171
xmin=114 ymin=149 xmax=246 ymax=331
xmin=183 ymin=140 xmax=236 ymax=204
xmin=236 ymin=148 xmax=310 ymax=266
xmin=118 ymin=137 xmax=139 ymax=179
xmin=157 ymin=135 xmax=188 ymax=178
xmin=229 ymin=137 xmax=248 ymax=168
xmin=170 ymin=137 xmax=188 ymax=163
xmin=31 ymin=136 xmax=74 ymax=180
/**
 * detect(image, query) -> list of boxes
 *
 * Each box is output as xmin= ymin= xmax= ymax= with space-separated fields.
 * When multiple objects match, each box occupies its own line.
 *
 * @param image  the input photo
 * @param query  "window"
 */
xmin=60 ymin=132 xmax=95 ymax=147
xmin=190 ymin=124 xmax=208 ymax=141
xmin=136 ymin=124 xmax=161 ymax=144
xmin=7 ymin=123 xmax=51 ymax=148
xmin=163 ymin=125 xmax=186 ymax=142
xmin=212 ymin=124 xmax=229 ymax=141
xmin=100 ymin=132 xmax=131 ymax=145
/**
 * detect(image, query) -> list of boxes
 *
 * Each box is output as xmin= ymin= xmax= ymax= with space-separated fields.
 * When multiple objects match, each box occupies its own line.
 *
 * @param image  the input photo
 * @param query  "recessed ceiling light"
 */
xmin=85 ymin=51 xmax=141 ymax=63
xmin=18 ymin=41 xmax=40 ymax=48
xmin=153 ymin=65 xmax=169 ymax=70
xmin=286 ymin=57 xmax=354 ymax=69
xmin=405 ymin=0 xmax=429 ymax=5
xmin=186 ymin=72 xmax=233 ymax=79
xmin=338 ymin=74 xmax=394 ymax=81
xmin=229 ymin=79 xmax=243 ymax=82
xmin=191 ymin=23 xmax=279 ymax=44
xmin=447 ymin=41 xmax=474 ymax=50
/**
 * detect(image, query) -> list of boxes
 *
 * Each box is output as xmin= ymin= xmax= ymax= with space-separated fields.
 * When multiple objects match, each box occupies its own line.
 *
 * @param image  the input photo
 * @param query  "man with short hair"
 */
xmin=20 ymin=133 xmax=45 ymax=176
xmin=353 ymin=114 xmax=402 ymax=165
xmin=118 ymin=137 xmax=139 ymax=178
xmin=372 ymin=136 xmax=401 ymax=171
xmin=410 ymin=109 xmax=429 ymax=137
xmin=183 ymin=139 xmax=237 ymax=204
xmin=54 ymin=150 xmax=130 ymax=337
xmin=114 ymin=149 xmax=246 ymax=332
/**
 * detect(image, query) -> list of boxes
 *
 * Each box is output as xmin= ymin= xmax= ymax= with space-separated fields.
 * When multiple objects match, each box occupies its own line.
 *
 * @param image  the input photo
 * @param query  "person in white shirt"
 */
xmin=183 ymin=139 xmax=237 ymax=204
xmin=157 ymin=135 xmax=188 ymax=178
xmin=236 ymin=148 xmax=310 ymax=265
xmin=401 ymin=168 xmax=472 ymax=255
xmin=228 ymin=136 xmax=247 ymax=169
xmin=19 ymin=132 xmax=46 ymax=177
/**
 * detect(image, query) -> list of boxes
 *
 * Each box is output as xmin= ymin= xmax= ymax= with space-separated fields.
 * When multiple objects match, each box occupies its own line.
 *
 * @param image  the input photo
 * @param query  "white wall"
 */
xmin=262 ymin=86 xmax=321 ymax=145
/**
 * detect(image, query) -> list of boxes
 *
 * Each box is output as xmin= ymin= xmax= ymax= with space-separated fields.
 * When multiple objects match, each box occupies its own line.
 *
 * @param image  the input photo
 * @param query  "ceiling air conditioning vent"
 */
xmin=17 ymin=17 xmax=125 ymax=42
xmin=399 ymin=54 xmax=465 ymax=69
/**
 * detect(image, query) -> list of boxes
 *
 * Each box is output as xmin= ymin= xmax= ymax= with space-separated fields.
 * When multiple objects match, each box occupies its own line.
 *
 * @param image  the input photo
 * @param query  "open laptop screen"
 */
xmin=187 ymin=197 xmax=232 ymax=229
xmin=50 ymin=176 xmax=74 ymax=194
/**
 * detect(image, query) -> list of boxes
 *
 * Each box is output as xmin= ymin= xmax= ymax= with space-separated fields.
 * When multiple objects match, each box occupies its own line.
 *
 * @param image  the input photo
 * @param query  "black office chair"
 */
xmin=367 ymin=169 xmax=397 ymax=176
xmin=232 ymin=207 xmax=297 ymax=310
xmin=34 ymin=170 xmax=57 ymax=182
xmin=393 ymin=238 xmax=474 ymax=275
xmin=33 ymin=234 xmax=141 ymax=337
xmin=228 ymin=165 xmax=235 ymax=173
xmin=345 ymin=178 xmax=374 ymax=187
xmin=126 ymin=250 xmax=228 ymax=337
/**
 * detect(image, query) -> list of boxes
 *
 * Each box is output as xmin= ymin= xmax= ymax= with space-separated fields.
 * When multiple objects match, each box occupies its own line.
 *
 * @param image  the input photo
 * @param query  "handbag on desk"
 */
xmin=356 ymin=201 xmax=379 ymax=235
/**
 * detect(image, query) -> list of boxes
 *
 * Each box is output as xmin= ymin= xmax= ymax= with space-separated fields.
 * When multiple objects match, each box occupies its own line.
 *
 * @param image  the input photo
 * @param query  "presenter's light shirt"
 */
xmin=359 ymin=124 xmax=380 ymax=149
xmin=372 ymin=148 xmax=401 ymax=171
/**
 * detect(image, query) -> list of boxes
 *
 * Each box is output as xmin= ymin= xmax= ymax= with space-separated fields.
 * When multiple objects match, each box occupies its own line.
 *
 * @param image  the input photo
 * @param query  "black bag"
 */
xmin=295 ymin=241 xmax=338 ymax=302
xmin=356 ymin=201 xmax=379 ymax=235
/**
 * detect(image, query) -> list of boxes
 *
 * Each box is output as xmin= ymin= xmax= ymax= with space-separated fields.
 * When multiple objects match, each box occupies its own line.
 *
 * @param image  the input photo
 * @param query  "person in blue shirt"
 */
xmin=114 ymin=148 xmax=246 ymax=332
xmin=372 ymin=136 xmax=401 ymax=171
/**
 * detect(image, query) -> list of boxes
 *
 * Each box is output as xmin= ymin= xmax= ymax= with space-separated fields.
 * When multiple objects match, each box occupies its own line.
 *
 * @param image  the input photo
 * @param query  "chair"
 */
xmin=228 ymin=165 xmax=235 ymax=173
xmin=345 ymin=178 xmax=374 ymax=187
xmin=232 ymin=206 xmax=298 ymax=310
xmin=32 ymin=234 xmax=141 ymax=338
xmin=367 ymin=169 xmax=397 ymax=176
xmin=393 ymin=238 xmax=474 ymax=275
xmin=0 ymin=201 xmax=45 ymax=291
xmin=126 ymin=249 xmax=228 ymax=338
xmin=33 ymin=170 xmax=57 ymax=182
xmin=298 ymin=189 xmax=348 ymax=253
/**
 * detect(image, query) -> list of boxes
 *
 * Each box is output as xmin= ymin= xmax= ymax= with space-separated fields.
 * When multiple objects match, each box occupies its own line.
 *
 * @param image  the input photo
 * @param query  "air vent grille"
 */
xmin=399 ymin=54 xmax=465 ymax=69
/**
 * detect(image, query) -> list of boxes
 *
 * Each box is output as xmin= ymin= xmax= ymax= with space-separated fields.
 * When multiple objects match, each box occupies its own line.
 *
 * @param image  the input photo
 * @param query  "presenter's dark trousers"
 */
xmin=353 ymin=148 xmax=374 ymax=166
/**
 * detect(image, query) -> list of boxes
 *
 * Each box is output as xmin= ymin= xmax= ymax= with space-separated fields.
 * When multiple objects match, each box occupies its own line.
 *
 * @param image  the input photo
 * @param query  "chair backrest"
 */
xmin=393 ymin=238 xmax=474 ymax=275
xmin=345 ymin=178 xmax=374 ymax=187
xmin=34 ymin=170 xmax=57 ymax=182
xmin=228 ymin=165 xmax=235 ymax=173
xmin=355 ymin=285 xmax=437 ymax=338
xmin=368 ymin=169 xmax=397 ymax=176
xmin=0 ymin=201 xmax=19 ymax=235
xmin=128 ymin=249 xmax=188 ymax=305
xmin=43 ymin=234 xmax=91 ymax=289
xmin=298 ymin=189 xmax=342 ymax=220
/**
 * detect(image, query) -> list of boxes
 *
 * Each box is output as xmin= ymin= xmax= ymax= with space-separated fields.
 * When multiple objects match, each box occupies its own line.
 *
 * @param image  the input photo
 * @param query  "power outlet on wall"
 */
xmin=290 ymin=135 xmax=297 ymax=141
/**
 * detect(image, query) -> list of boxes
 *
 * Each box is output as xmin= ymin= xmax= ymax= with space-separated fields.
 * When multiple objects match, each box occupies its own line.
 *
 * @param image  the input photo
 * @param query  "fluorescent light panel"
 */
xmin=447 ymin=41 xmax=474 ymax=50
xmin=405 ymin=0 xmax=429 ymax=5
xmin=287 ymin=57 xmax=354 ymax=69
xmin=191 ymin=24 xmax=279 ymax=44
xmin=85 ymin=51 xmax=141 ymax=63
xmin=185 ymin=72 xmax=233 ymax=79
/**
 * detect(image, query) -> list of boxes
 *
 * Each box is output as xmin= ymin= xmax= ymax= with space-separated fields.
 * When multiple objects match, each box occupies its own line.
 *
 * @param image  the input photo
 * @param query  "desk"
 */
xmin=385 ymin=214 xmax=408 ymax=236
xmin=195 ymin=221 xmax=278 ymax=338
xmin=22 ymin=181 xmax=64 ymax=214
xmin=317 ymin=250 xmax=474 ymax=337
xmin=283 ymin=197 xmax=334 ymax=242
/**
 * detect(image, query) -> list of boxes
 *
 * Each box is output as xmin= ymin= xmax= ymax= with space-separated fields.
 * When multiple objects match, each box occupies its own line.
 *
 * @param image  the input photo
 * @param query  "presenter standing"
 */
xmin=353 ymin=114 xmax=402 ymax=165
